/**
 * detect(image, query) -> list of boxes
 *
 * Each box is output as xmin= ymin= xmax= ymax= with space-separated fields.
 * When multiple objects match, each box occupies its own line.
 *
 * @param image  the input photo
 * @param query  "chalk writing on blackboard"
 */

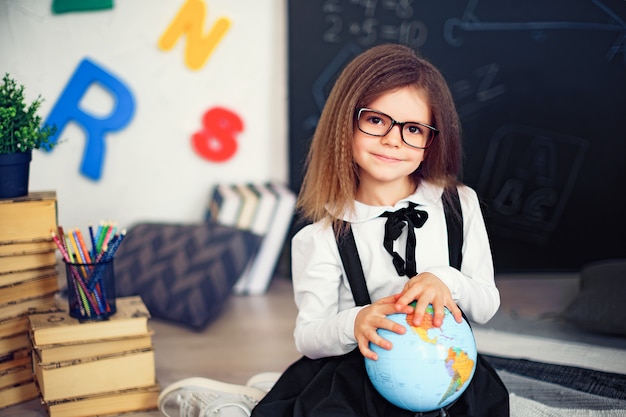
xmin=322 ymin=0 xmax=428 ymax=48
xmin=477 ymin=125 xmax=589 ymax=244
xmin=303 ymin=43 xmax=363 ymax=131
xmin=444 ymin=0 xmax=626 ymax=63
xmin=451 ymin=63 xmax=506 ymax=119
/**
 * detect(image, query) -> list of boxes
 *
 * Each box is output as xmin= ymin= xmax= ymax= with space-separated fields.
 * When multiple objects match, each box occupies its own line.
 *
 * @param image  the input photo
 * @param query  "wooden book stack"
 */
xmin=0 ymin=191 xmax=61 ymax=410
xmin=28 ymin=296 xmax=159 ymax=417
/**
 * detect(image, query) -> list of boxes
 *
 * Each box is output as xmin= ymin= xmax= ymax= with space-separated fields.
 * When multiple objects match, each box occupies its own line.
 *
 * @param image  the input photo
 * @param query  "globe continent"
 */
xmin=364 ymin=305 xmax=477 ymax=412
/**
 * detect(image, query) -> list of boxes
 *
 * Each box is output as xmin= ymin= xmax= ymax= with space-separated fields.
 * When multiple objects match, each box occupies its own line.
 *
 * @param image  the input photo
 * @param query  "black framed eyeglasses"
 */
xmin=356 ymin=108 xmax=439 ymax=149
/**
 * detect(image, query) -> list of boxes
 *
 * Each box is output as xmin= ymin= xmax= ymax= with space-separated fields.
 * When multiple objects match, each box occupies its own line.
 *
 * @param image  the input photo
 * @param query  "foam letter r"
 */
xmin=44 ymin=58 xmax=135 ymax=180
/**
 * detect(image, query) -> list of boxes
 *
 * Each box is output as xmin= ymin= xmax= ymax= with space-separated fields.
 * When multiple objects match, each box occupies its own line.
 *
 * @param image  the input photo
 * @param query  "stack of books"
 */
xmin=206 ymin=182 xmax=296 ymax=295
xmin=28 ymin=296 xmax=159 ymax=417
xmin=0 ymin=191 xmax=61 ymax=409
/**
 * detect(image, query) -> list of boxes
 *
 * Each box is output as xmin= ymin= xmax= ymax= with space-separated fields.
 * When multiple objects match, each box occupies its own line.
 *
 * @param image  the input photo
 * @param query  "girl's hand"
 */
xmin=393 ymin=272 xmax=463 ymax=327
xmin=354 ymin=295 xmax=406 ymax=361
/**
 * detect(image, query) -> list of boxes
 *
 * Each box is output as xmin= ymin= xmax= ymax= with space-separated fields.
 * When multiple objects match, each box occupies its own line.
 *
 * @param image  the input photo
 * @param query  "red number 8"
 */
xmin=192 ymin=107 xmax=243 ymax=162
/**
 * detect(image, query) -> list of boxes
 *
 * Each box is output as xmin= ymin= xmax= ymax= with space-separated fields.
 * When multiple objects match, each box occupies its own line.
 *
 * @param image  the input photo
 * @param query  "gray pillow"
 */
xmin=114 ymin=222 xmax=261 ymax=330
xmin=562 ymin=259 xmax=626 ymax=336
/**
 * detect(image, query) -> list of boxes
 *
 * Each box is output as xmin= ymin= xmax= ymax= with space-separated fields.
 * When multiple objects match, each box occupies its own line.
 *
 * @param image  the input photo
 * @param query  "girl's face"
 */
xmin=352 ymin=86 xmax=431 ymax=205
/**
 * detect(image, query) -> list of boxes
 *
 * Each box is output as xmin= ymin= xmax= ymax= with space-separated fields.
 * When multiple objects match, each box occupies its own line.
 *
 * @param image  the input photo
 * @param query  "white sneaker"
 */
xmin=158 ymin=377 xmax=267 ymax=417
xmin=245 ymin=372 xmax=281 ymax=393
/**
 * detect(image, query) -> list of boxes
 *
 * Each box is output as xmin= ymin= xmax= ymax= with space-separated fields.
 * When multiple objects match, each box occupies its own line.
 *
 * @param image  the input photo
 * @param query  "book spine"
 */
xmin=241 ymin=182 xmax=296 ymax=296
xmin=0 ymin=194 xmax=58 ymax=244
xmin=209 ymin=185 xmax=243 ymax=227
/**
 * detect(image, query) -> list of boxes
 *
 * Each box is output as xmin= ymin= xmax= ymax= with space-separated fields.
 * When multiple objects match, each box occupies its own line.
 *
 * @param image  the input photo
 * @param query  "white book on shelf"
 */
xmin=235 ymin=184 xmax=260 ymax=230
xmin=206 ymin=184 xmax=242 ymax=227
xmin=247 ymin=184 xmax=279 ymax=235
xmin=237 ymin=182 xmax=296 ymax=296
xmin=232 ymin=184 xmax=279 ymax=294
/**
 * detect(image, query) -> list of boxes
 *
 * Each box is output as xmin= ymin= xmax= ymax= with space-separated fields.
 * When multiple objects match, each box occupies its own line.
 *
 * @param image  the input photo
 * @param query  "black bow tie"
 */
xmin=379 ymin=202 xmax=428 ymax=277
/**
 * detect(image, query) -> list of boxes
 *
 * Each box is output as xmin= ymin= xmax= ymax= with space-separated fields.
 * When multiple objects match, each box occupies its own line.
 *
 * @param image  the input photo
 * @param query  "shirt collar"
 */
xmin=341 ymin=181 xmax=443 ymax=224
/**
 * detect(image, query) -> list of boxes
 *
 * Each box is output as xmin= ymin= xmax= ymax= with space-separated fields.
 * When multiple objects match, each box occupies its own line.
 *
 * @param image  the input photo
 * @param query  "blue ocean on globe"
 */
xmin=364 ymin=305 xmax=477 ymax=412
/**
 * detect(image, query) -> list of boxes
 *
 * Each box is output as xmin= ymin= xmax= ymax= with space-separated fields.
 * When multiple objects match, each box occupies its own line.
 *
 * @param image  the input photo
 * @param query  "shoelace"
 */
xmin=178 ymin=392 xmax=210 ymax=417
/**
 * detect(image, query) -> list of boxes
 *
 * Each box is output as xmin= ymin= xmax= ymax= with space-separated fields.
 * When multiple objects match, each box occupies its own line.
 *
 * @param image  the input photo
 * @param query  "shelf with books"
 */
xmin=207 ymin=182 xmax=296 ymax=295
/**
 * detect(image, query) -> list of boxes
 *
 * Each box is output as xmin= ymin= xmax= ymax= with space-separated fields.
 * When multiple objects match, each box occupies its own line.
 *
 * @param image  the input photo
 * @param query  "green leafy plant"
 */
xmin=0 ymin=73 xmax=57 ymax=154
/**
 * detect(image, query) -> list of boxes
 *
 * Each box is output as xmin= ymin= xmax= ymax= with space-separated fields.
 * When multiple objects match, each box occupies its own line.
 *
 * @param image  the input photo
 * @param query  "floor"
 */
xmin=3 ymin=272 xmax=625 ymax=416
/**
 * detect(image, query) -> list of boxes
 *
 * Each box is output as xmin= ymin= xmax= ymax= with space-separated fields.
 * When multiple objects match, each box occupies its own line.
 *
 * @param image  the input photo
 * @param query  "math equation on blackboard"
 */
xmin=322 ymin=0 xmax=429 ymax=48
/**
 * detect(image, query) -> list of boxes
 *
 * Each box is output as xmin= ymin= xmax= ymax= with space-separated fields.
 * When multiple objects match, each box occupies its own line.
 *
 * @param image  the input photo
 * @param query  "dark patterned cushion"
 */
xmin=562 ymin=259 xmax=626 ymax=336
xmin=114 ymin=222 xmax=261 ymax=330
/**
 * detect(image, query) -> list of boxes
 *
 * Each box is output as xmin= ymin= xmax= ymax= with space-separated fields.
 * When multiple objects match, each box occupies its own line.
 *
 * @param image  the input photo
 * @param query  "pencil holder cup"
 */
xmin=64 ymin=259 xmax=117 ymax=321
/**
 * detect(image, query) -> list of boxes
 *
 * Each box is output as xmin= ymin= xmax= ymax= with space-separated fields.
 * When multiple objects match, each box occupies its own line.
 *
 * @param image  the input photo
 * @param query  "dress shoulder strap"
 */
xmin=443 ymin=186 xmax=463 ymax=270
xmin=333 ymin=222 xmax=372 ymax=306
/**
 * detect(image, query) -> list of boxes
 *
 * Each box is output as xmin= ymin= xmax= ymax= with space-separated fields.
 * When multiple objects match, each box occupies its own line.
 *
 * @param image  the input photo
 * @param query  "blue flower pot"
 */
xmin=0 ymin=150 xmax=32 ymax=199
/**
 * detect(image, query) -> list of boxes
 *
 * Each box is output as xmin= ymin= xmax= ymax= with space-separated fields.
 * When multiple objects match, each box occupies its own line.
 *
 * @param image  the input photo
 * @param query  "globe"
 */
xmin=364 ymin=304 xmax=477 ymax=412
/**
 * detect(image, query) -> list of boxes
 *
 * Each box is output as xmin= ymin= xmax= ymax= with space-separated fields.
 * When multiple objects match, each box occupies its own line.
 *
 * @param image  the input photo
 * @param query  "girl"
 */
xmin=158 ymin=43 xmax=509 ymax=417
xmin=253 ymin=43 xmax=509 ymax=416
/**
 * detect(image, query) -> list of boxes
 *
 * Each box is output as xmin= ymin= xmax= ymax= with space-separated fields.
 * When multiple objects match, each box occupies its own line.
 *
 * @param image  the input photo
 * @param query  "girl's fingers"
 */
xmin=448 ymin=302 xmax=464 ymax=323
xmin=430 ymin=299 xmax=445 ymax=327
xmin=377 ymin=294 xmax=400 ymax=305
xmin=394 ymin=290 xmax=419 ymax=312
xmin=411 ymin=297 xmax=429 ymax=326
xmin=359 ymin=341 xmax=378 ymax=361
xmin=413 ymin=299 xmax=463 ymax=327
xmin=359 ymin=332 xmax=392 ymax=361
xmin=358 ymin=313 xmax=408 ymax=360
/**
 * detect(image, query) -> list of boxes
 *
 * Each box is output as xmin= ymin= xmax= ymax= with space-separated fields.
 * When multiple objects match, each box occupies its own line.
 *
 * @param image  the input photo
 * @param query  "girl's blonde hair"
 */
xmin=297 ymin=44 xmax=462 ymax=229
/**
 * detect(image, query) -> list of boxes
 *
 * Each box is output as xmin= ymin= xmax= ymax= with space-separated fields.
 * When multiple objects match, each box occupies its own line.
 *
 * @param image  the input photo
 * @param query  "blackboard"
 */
xmin=287 ymin=0 xmax=626 ymax=271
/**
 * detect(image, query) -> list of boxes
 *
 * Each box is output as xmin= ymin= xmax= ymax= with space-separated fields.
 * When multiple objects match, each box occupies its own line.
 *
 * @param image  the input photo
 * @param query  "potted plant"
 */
xmin=0 ymin=73 xmax=57 ymax=198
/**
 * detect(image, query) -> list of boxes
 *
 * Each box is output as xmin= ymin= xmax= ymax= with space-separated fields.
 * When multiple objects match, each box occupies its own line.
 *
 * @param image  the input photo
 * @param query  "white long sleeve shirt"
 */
xmin=292 ymin=182 xmax=500 ymax=360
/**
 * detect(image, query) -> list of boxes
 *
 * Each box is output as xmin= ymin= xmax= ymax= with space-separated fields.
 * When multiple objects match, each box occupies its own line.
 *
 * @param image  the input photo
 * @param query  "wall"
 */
xmin=0 ymin=0 xmax=287 ymax=230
